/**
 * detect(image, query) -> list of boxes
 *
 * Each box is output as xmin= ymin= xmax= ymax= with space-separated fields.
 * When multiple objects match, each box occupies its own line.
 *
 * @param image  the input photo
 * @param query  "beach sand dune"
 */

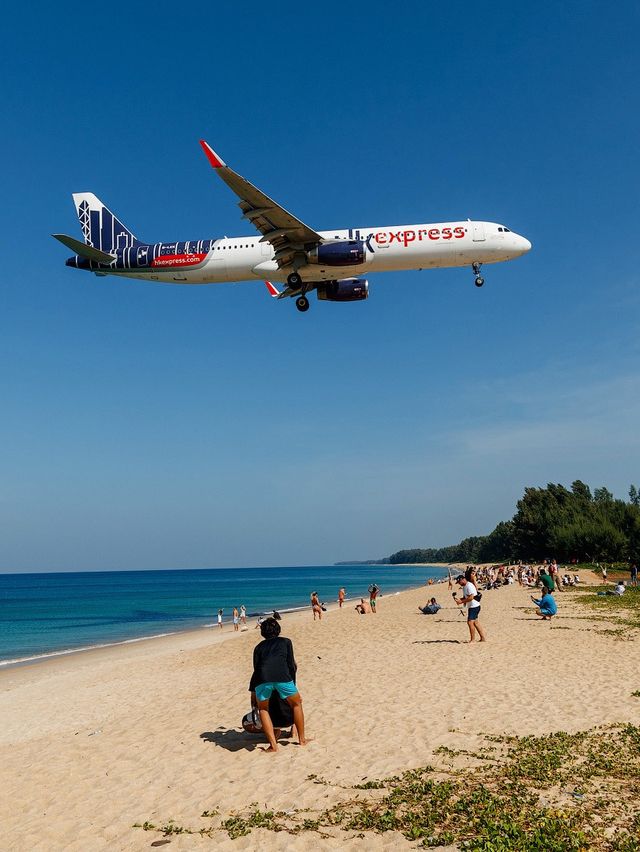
xmin=1 ymin=577 xmax=638 ymax=850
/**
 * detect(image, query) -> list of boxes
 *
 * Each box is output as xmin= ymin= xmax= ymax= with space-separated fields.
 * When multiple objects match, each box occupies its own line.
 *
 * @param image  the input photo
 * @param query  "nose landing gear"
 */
xmin=472 ymin=262 xmax=484 ymax=287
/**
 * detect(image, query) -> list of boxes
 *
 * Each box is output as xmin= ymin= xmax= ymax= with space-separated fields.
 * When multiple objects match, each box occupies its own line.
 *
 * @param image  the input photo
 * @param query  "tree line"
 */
xmin=387 ymin=481 xmax=640 ymax=565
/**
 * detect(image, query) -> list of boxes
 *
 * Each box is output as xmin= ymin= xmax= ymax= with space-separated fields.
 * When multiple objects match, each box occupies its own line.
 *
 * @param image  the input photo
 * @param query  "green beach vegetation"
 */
xmin=136 ymin=722 xmax=640 ymax=849
xmin=387 ymin=481 xmax=640 ymax=566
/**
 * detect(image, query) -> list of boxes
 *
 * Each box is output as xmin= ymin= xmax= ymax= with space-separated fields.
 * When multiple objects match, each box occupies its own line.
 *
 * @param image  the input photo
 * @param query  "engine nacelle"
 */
xmin=316 ymin=278 xmax=369 ymax=302
xmin=308 ymin=240 xmax=365 ymax=267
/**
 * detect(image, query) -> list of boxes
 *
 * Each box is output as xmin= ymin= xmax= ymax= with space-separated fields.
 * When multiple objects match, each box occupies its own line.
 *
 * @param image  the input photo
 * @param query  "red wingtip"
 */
xmin=199 ymin=140 xmax=226 ymax=169
xmin=265 ymin=281 xmax=281 ymax=298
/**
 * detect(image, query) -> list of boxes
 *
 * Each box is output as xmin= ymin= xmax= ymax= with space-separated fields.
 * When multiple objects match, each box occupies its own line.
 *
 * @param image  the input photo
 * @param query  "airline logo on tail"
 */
xmin=72 ymin=193 xmax=139 ymax=253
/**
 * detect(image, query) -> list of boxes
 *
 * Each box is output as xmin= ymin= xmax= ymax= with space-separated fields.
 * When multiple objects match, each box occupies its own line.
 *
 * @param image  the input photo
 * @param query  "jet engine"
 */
xmin=308 ymin=240 xmax=365 ymax=266
xmin=316 ymin=278 xmax=369 ymax=302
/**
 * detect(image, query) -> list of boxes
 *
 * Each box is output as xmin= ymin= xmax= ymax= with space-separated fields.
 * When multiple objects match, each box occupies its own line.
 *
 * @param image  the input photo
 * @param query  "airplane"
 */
xmin=53 ymin=141 xmax=531 ymax=313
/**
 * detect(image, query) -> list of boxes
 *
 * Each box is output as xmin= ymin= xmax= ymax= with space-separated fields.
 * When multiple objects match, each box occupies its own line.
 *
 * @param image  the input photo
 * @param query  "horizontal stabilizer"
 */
xmin=52 ymin=234 xmax=115 ymax=264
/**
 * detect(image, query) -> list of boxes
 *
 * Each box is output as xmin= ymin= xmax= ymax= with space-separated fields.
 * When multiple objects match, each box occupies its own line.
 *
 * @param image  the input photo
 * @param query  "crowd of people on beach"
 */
xmin=230 ymin=558 xmax=637 ymax=751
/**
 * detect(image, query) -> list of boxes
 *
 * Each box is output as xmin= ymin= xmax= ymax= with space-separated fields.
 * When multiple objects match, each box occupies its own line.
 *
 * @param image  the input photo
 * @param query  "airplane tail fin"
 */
xmin=72 ymin=192 xmax=140 ymax=253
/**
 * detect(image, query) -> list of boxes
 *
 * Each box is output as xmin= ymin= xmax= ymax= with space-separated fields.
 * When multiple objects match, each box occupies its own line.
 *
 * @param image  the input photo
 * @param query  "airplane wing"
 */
xmin=199 ymin=140 xmax=322 ymax=270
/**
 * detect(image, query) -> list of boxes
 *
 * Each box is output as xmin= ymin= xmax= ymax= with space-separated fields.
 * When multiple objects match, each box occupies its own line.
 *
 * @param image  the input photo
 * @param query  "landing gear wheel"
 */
xmin=295 ymin=295 xmax=310 ymax=312
xmin=288 ymin=271 xmax=302 ymax=288
xmin=475 ymin=276 xmax=484 ymax=287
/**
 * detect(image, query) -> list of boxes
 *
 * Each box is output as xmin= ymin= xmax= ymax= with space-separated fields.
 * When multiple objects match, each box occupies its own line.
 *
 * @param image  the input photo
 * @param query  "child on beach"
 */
xmin=368 ymin=583 xmax=380 ymax=613
xmin=249 ymin=617 xmax=309 ymax=752
xmin=217 ymin=609 xmax=223 ymax=629
xmin=233 ymin=607 xmax=239 ymax=631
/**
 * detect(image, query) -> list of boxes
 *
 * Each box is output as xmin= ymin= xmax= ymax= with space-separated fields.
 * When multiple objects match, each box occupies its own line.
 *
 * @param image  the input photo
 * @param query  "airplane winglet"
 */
xmin=264 ymin=281 xmax=281 ymax=298
xmin=199 ymin=140 xmax=226 ymax=169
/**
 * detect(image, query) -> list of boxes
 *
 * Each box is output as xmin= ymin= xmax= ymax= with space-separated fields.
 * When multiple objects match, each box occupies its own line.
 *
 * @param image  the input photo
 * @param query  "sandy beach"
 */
xmin=2 ymin=572 xmax=638 ymax=851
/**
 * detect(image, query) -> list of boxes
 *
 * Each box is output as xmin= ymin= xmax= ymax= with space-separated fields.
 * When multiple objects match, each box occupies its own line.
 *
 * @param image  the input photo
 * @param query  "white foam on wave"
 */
xmin=0 ymin=631 xmax=182 ymax=669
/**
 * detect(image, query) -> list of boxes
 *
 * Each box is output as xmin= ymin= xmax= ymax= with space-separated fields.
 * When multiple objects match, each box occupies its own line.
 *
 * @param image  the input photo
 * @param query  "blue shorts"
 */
xmin=255 ymin=681 xmax=298 ymax=703
xmin=467 ymin=606 xmax=481 ymax=621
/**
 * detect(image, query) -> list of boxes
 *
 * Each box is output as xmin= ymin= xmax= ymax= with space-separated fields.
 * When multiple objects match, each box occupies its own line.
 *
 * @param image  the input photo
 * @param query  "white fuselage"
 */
xmin=113 ymin=220 xmax=531 ymax=285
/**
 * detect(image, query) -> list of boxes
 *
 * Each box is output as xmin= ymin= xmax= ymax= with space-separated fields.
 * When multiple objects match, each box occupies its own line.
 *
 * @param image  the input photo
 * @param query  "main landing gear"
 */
xmin=287 ymin=271 xmax=303 ymax=288
xmin=472 ymin=262 xmax=484 ymax=287
xmin=295 ymin=295 xmax=310 ymax=312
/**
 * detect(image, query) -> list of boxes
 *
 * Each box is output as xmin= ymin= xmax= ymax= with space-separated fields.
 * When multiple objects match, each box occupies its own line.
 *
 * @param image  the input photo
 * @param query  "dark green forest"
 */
xmin=387 ymin=481 xmax=640 ymax=565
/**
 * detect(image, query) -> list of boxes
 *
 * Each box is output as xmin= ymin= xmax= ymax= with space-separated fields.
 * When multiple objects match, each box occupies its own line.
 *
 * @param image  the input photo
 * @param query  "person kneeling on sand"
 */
xmin=418 ymin=598 xmax=441 ymax=614
xmin=355 ymin=598 xmax=371 ymax=614
xmin=531 ymin=591 xmax=558 ymax=619
xmin=250 ymin=617 xmax=309 ymax=752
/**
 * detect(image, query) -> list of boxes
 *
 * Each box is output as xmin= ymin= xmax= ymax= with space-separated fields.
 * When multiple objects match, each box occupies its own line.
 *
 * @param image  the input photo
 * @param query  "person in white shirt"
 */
xmin=454 ymin=576 xmax=486 ymax=643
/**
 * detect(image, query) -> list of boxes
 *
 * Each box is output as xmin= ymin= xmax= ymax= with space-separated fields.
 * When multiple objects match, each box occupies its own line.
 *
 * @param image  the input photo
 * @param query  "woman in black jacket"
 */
xmin=250 ymin=617 xmax=309 ymax=752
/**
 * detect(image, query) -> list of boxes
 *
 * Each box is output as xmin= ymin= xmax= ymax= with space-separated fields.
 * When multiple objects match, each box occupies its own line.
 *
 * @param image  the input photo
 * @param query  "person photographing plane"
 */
xmin=453 ymin=576 xmax=486 ymax=643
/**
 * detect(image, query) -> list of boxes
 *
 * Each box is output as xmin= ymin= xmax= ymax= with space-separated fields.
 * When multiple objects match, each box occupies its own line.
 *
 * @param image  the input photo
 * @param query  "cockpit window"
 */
xmin=498 ymin=227 xmax=503 ymax=232
xmin=503 ymin=227 xmax=510 ymax=232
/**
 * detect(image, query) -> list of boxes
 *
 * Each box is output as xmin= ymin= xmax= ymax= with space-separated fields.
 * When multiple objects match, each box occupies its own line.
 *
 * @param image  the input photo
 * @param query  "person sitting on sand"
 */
xmin=310 ymin=591 xmax=323 ymax=621
xmin=355 ymin=598 xmax=371 ymax=614
xmin=418 ymin=597 xmax=441 ymax=615
xmin=243 ymin=690 xmax=293 ymax=741
xmin=613 ymin=580 xmax=626 ymax=596
xmin=530 ymin=591 xmax=558 ymax=619
xmin=249 ymin=617 xmax=309 ymax=752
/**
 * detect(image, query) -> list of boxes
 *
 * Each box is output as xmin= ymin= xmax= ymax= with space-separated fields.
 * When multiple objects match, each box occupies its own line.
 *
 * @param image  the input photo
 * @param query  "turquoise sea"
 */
xmin=0 ymin=564 xmax=448 ymax=665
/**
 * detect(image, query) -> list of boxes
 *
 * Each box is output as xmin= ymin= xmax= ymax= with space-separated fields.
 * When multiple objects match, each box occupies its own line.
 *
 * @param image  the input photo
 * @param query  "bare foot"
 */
xmin=297 ymin=737 xmax=314 ymax=746
xmin=261 ymin=746 xmax=279 ymax=754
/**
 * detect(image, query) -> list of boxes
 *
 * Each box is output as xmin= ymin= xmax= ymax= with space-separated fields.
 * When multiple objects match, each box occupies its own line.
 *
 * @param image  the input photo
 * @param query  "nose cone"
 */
xmin=512 ymin=234 xmax=532 ymax=256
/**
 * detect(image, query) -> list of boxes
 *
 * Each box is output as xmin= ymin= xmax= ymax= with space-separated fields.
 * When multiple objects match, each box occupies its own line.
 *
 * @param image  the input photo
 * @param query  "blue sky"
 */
xmin=1 ymin=1 xmax=638 ymax=571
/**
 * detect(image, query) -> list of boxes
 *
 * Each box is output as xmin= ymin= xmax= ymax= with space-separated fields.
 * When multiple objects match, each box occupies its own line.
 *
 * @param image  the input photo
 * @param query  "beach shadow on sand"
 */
xmin=412 ymin=639 xmax=462 ymax=645
xmin=200 ymin=729 xmax=294 ymax=752
xmin=200 ymin=729 xmax=262 ymax=752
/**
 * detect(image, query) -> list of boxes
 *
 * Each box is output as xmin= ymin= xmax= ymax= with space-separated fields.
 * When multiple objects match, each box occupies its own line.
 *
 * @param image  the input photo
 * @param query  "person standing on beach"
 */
xmin=217 ymin=609 xmax=223 ymax=630
xmin=240 ymin=604 xmax=247 ymax=627
xmin=601 ymin=564 xmax=608 ymax=584
xmin=338 ymin=588 xmax=346 ymax=608
xmin=310 ymin=592 xmax=323 ymax=621
xmin=249 ymin=617 xmax=309 ymax=752
xmin=368 ymin=583 xmax=380 ymax=613
xmin=454 ymin=576 xmax=486 ymax=643
xmin=630 ymin=563 xmax=638 ymax=588
xmin=233 ymin=607 xmax=240 ymax=632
